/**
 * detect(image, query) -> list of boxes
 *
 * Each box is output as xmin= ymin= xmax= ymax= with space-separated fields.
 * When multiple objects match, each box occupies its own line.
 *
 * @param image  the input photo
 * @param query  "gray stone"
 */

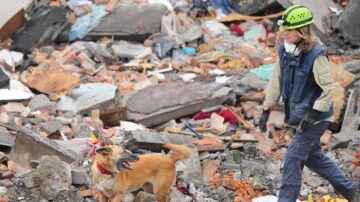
xmin=315 ymin=186 xmax=328 ymax=195
xmin=178 ymin=145 xmax=202 ymax=184
xmin=170 ymin=187 xmax=193 ymax=202
xmin=134 ymin=191 xmax=157 ymax=202
xmin=9 ymin=128 xmax=82 ymax=169
xmin=336 ymin=0 xmax=360 ymax=46
xmin=40 ymin=120 xmax=64 ymax=135
xmin=71 ymin=168 xmax=90 ymax=185
xmin=124 ymin=131 xmax=195 ymax=152
xmin=304 ymin=175 xmax=322 ymax=188
xmin=238 ymin=0 xmax=276 ymax=15
xmin=112 ymin=41 xmax=152 ymax=59
xmin=227 ymin=72 xmax=267 ymax=97
xmin=68 ymin=83 xmax=120 ymax=115
xmin=0 ymin=127 xmax=15 ymax=152
xmin=126 ymin=82 xmax=233 ymax=127
xmin=28 ymin=94 xmax=53 ymax=111
xmin=23 ymin=156 xmax=71 ymax=191
xmin=90 ymin=4 xmax=168 ymax=40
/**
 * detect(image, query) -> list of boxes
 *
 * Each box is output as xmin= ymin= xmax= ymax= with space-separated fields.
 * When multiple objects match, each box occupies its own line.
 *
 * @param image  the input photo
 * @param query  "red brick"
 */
xmin=196 ymin=143 xmax=225 ymax=152
xmin=232 ymin=131 xmax=258 ymax=142
xmin=0 ymin=195 xmax=9 ymax=202
xmin=241 ymin=101 xmax=258 ymax=119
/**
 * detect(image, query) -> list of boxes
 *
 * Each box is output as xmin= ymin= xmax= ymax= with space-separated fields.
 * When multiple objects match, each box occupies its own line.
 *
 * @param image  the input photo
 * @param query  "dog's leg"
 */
xmin=98 ymin=193 xmax=108 ymax=202
xmin=155 ymin=190 xmax=170 ymax=202
xmin=112 ymin=192 xmax=125 ymax=202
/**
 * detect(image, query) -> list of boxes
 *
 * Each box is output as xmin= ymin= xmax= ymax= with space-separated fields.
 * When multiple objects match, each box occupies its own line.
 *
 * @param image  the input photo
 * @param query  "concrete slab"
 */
xmin=9 ymin=128 xmax=82 ymax=169
xmin=89 ymin=4 xmax=168 ymax=41
xmin=125 ymin=82 xmax=233 ymax=127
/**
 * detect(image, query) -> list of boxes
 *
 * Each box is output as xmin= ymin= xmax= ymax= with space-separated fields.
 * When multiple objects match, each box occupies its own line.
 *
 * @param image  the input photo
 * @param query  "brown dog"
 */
xmin=92 ymin=143 xmax=192 ymax=202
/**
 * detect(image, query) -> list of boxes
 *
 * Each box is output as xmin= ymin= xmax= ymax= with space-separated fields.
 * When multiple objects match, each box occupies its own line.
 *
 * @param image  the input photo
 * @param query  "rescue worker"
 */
xmin=259 ymin=5 xmax=360 ymax=202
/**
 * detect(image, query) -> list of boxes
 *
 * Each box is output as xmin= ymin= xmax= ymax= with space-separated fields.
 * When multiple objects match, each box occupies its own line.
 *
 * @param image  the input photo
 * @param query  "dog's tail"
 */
xmin=163 ymin=144 xmax=192 ymax=162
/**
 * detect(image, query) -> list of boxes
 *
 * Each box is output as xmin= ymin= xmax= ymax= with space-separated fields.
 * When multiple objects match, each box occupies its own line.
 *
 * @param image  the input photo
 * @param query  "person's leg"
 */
xmin=278 ymin=121 xmax=329 ymax=202
xmin=305 ymin=143 xmax=357 ymax=200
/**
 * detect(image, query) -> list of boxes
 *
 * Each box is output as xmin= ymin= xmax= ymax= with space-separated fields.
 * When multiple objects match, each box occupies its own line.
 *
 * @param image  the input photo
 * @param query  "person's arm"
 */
xmin=263 ymin=59 xmax=282 ymax=110
xmin=312 ymin=56 xmax=334 ymax=112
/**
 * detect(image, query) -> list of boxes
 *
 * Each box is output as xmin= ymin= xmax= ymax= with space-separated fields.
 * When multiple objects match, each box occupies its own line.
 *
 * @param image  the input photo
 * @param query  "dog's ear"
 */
xmin=95 ymin=147 xmax=112 ymax=155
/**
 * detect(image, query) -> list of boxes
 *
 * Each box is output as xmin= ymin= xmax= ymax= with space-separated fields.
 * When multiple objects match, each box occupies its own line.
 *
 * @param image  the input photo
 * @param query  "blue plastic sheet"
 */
xmin=250 ymin=63 xmax=275 ymax=80
xmin=68 ymin=4 xmax=108 ymax=41
xmin=209 ymin=0 xmax=239 ymax=15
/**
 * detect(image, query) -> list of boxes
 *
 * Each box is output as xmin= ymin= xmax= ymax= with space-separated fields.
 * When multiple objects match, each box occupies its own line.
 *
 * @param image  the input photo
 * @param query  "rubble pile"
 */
xmin=0 ymin=0 xmax=360 ymax=201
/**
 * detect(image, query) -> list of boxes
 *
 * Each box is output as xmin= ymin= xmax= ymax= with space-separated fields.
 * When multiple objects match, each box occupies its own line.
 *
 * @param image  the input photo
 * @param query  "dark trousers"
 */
xmin=278 ymin=121 xmax=358 ymax=202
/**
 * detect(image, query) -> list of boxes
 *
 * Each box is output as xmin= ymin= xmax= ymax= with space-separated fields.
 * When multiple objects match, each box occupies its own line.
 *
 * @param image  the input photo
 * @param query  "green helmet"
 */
xmin=278 ymin=5 xmax=314 ymax=30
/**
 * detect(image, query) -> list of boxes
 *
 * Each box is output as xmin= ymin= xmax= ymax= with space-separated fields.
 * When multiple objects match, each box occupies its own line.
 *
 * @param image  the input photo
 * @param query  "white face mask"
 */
xmin=284 ymin=41 xmax=301 ymax=56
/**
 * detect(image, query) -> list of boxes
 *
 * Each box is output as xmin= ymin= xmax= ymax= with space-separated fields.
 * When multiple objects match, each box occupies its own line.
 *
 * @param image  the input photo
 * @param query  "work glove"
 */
xmin=259 ymin=110 xmax=270 ymax=132
xmin=299 ymin=109 xmax=320 ymax=132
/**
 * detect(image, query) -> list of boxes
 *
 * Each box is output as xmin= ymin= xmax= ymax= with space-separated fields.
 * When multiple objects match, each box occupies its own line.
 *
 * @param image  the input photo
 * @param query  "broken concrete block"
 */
xmin=68 ymin=83 xmax=119 ymax=114
xmin=40 ymin=120 xmax=65 ymax=135
xmin=3 ymin=102 xmax=26 ymax=113
xmin=71 ymin=168 xmax=90 ymax=185
xmin=0 ymin=50 xmax=23 ymax=70
xmin=178 ymin=145 xmax=202 ymax=184
xmin=124 ymin=131 xmax=195 ymax=152
xmin=12 ymin=6 xmax=67 ymax=53
xmin=210 ymin=113 xmax=226 ymax=135
xmin=241 ymin=101 xmax=258 ymax=119
xmin=111 ymin=41 xmax=152 ymax=60
xmin=23 ymin=156 xmax=71 ymax=190
xmin=232 ymin=132 xmax=258 ymax=142
xmin=89 ymin=4 xmax=168 ymax=40
xmin=28 ymin=94 xmax=53 ymax=111
xmin=330 ymin=62 xmax=355 ymax=90
xmin=336 ymin=0 xmax=360 ymax=46
xmin=126 ymin=82 xmax=233 ymax=127
xmin=0 ymin=127 xmax=15 ymax=153
xmin=134 ymin=191 xmax=156 ymax=202
xmin=9 ymin=128 xmax=82 ymax=169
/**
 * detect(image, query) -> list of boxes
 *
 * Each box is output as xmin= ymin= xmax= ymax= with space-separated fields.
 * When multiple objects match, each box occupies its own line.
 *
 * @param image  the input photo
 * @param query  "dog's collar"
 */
xmin=96 ymin=163 xmax=114 ymax=176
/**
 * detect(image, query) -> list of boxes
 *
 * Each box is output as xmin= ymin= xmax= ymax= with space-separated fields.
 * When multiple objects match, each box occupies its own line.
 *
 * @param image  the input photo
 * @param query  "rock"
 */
xmin=336 ymin=0 xmax=360 ymax=46
xmin=22 ymin=156 xmax=71 ymax=191
xmin=178 ymin=145 xmax=202 ymax=184
xmin=126 ymin=82 xmax=233 ymax=127
xmin=71 ymin=168 xmax=90 ymax=185
xmin=9 ymin=128 xmax=82 ymax=169
xmin=68 ymin=83 xmax=120 ymax=115
xmin=304 ymin=174 xmax=322 ymax=188
xmin=237 ymin=0 xmax=276 ymax=15
xmin=124 ymin=130 xmax=195 ymax=152
xmin=315 ymin=186 xmax=328 ymax=195
xmin=133 ymin=191 xmax=156 ymax=202
xmin=3 ymin=102 xmax=26 ymax=113
xmin=28 ymin=94 xmax=53 ymax=111
xmin=40 ymin=120 xmax=64 ymax=135
xmin=90 ymin=4 xmax=168 ymax=40
xmin=0 ymin=127 xmax=15 ymax=153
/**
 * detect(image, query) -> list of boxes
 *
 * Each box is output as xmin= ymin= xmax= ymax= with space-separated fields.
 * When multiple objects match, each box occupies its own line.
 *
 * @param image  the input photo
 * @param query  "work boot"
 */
xmin=350 ymin=184 xmax=360 ymax=202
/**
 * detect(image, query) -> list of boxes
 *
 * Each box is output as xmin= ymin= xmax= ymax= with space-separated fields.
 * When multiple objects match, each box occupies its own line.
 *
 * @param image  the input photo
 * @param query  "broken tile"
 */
xmin=210 ymin=113 xmax=226 ymax=135
xmin=232 ymin=132 xmax=258 ymax=142
xmin=3 ymin=102 xmax=25 ymax=113
xmin=241 ymin=101 xmax=258 ymax=119
xmin=202 ymin=160 xmax=220 ymax=179
xmin=24 ymin=66 xmax=81 ymax=99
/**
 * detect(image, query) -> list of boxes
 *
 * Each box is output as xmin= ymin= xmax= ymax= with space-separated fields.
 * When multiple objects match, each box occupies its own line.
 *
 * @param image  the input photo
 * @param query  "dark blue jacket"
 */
xmin=279 ymin=44 xmax=333 ymax=125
